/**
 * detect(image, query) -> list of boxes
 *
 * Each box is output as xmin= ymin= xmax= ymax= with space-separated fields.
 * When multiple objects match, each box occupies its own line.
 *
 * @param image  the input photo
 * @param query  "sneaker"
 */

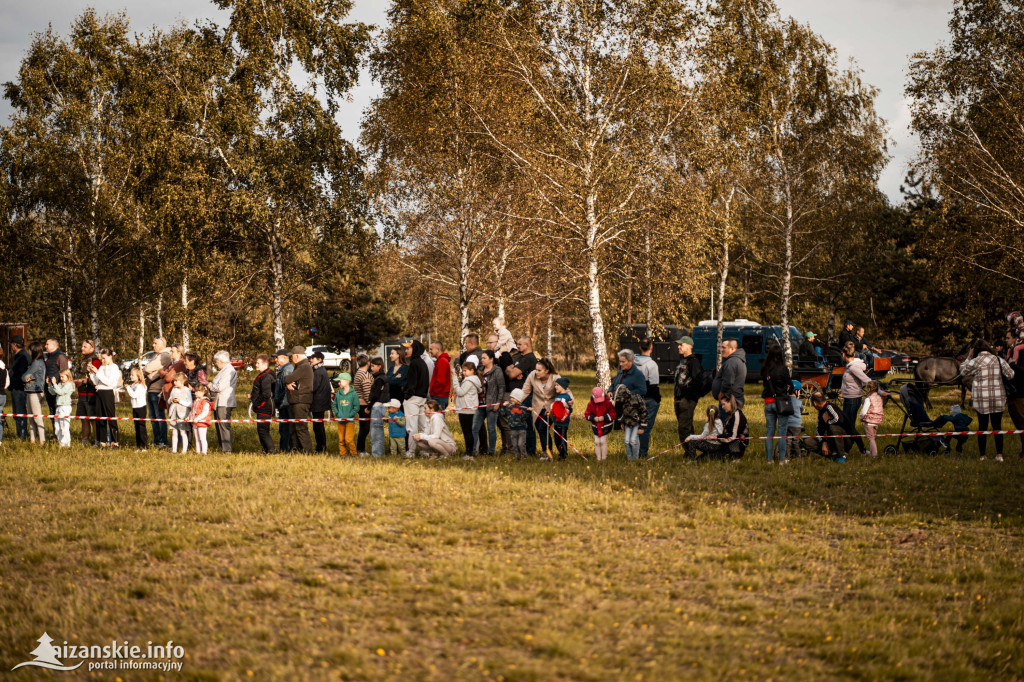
xmin=995 ymin=455 xmax=1004 ymax=462
xmin=979 ymin=456 xmax=986 ymax=461
xmin=539 ymin=455 xmax=553 ymax=462
xmin=404 ymin=453 xmax=414 ymax=459
xmin=462 ymin=455 xmax=475 ymax=461
xmin=359 ymin=452 xmax=370 ymax=458
xmin=835 ymin=456 xmax=847 ymax=463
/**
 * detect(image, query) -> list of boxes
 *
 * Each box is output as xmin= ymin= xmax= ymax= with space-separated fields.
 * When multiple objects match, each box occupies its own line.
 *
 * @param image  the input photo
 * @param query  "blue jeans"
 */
xmin=278 ymin=405 xmax=292 ymax=452
xmin=764 ymin=404 xmax=788 ymax=461
xmin=147 ymin=391 xmax=167 ymax=446
xmin=522 ymin=394 xmax=535 ymax=454
xmin=0 ymin=393 xmax=6 ymax=443
xmin=842 ymin=397 xmax=864 ymax=453
xmin=624 ymin=425 xmax=640 ymax=461
xmin=370 ymin=403 xmax=387 ymax=457
xmin=431 ymin=396 xmax=449 ymax=411
xmin=639 ymin=398 xmax=660 ymax=458
xmin=12 ymin=390 xmax=27 ymax=439
xmin=472 ymin=407 xmax=498 ymax=454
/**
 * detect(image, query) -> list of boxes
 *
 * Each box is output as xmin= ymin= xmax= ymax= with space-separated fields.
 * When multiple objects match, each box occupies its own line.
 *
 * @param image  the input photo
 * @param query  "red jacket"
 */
xmin=584 ymin=398 xmax=616 ymax=437
xmin=429 ymin=352 xmax=452 ymax=398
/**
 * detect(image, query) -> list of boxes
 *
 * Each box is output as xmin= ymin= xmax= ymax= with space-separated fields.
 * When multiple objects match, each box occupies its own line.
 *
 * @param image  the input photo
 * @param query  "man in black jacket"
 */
xmin=402 ymin=339 xmax=430 ymax=458
xmin=837 ymin=320 xmax=857 ymax=353
xmin=9 ymin=335 xmax=30 ymax=439
xmin=286 ymin=346 xmax=314 ymax=453
xmin=250 ymin=354 xmax=277 ymax=453
xmin=273 ymin=350 xmax=293 ymax=452
xmin=673 ymin=335 xmax=704 ymax=443
xmin=310 ymin=352 xmax=332 ymax=453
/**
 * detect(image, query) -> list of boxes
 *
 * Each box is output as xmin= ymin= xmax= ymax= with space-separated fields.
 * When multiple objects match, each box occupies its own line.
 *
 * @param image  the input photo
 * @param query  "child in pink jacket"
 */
xmin=860 ymin=381 xmax=885 ymax=457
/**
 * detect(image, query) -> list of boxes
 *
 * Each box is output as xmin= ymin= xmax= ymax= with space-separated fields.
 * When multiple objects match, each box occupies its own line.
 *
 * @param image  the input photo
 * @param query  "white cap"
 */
xmin=509 ymin=388 xmax=525 ymax=402
xmin=388 ymin=399 xmax=401 ymax=409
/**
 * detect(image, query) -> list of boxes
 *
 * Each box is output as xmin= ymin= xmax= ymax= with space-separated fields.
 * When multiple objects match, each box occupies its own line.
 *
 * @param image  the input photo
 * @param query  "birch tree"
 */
xmin=480 ymin=0 xmax=694 ymax=386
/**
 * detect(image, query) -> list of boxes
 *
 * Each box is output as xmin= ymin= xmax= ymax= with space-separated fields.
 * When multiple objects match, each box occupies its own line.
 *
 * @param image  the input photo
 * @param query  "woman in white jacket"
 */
xmin=90 ymin=349 xmax=122 ymax=447
xmin=452 ymin=360 xmax=481 ymax=458
xmin=413 ymin=400 xmax=457 ymax=458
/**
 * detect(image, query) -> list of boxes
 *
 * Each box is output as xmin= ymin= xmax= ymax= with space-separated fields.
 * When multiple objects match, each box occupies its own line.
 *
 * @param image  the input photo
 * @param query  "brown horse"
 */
xmin=914 ymin=345 xmax=973 ymax=407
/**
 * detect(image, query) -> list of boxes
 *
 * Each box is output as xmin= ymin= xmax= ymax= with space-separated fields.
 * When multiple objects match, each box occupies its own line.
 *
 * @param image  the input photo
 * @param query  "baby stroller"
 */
xmin=884 ymin=383 xmax=943 ymax=456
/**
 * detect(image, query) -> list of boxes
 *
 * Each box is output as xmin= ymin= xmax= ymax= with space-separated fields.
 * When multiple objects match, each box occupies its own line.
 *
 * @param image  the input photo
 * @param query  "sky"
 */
xmin=0 ymin=0 xmax=955 ymax=202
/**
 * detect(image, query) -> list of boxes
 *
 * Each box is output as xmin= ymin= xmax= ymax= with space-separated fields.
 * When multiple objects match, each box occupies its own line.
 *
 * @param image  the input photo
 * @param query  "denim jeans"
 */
xmin=639 ymin=398 xmax=660 ymax=458
xmin=431 ymin=396 xmax=449 ymax=411
xmin=523 ymin=395 xmax=536 ymax=455
xmin=370 ymin=403 xmax=387 ymax=457
xmin=472 ymin=407 xmax=498 ymax=454
xmin=534 ymin=410 xmax=550 ymax=455
xmin=764 ymin=404 xmax=788 ymax=461
xmin=147 ymin=391 xmax=168 ymax=446
xmin=623 ymin=425 xmax=640 ymax=461
xmin=0 ymin=394 xmax=6 ymax=443
xmin=12 ymin=390 xmax=27 ymax=439
xmin=841 ymin=396 xmax=864 ymax=453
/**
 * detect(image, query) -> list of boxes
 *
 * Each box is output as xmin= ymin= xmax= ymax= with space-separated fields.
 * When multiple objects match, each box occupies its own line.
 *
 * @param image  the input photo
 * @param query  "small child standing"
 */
xmin=333 ymin=372 xmax=360 ymax=456
xmin=584 ymin=386 xmax=616 ymax=461
xmin=47 ymin=369 xmax=75 ymax=447
xmin=167 ymin=372 xmax=193 ymax=453
xmin=550 ymin=377 xmax=574 ymax=460
xmin=500 ymin=388 xmax=530 ymax=459
xmin=125 ymin=367 xmax=149 ymax=449
xmin=786 ymin=380 xmax=805 ymax=458
xmin=386 ymin=399 xmax=407 ymax=456
xmin=190 ymin=384 xmax=213 ymax=454
xmin=859 ymin=380 xmax=885 ymax=457
xmin=933 ymin=404 xmax=973 ymax=453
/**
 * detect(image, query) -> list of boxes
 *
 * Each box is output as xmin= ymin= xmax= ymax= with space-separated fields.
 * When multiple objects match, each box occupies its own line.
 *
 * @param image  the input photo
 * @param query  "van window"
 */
xmin=741 ymin=335 xmax=762 ymax=356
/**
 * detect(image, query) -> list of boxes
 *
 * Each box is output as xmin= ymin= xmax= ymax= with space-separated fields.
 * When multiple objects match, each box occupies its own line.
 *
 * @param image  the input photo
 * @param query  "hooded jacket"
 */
xmin=841 ymin=357 xmax=871 ymax=399
xmin=712 ymin=349 xmax=747 ymax=404
xmin=311 ymin=363 xmax=332 ymax=413
xmin=404 ymin=340 xmax=430 ymax=400
xmin=429 ymin=352 xmax=452 ymax=398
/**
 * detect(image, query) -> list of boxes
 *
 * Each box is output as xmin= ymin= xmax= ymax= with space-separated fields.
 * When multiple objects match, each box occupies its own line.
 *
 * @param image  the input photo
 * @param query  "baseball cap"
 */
xmin=591 ymin=386 xmax=606 ymax=402
xmin=275 ymin=349 xmax=289 ymax=357
xmin=675 ymin=335 xmax=694 ymax=346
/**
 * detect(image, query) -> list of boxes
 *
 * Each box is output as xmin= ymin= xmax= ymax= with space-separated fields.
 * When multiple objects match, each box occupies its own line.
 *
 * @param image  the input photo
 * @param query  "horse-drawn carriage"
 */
xmin=793 ymin=354 xmax=893 ymax=397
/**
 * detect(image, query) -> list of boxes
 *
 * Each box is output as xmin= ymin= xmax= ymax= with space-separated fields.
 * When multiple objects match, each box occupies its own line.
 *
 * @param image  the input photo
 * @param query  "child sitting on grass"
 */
xmin=126 ymin=367 xmax=149 ymax=449
xmin=189 ymin=384 xmax=213 ymax=455
xmin=860 ymin=380 xmax=885 ymax=457
xmin=46 ymin=369 xmax=75 ymax=447
xmin=584 ymin=386 xmax=615 ymax=461
xmin=932 ymin=404 xmax=972 ymax=453
xmin=550 ymin=377 xmax=573 ymax=460
xmin=167 ymin=372 xmax=193 ymax=453
xmin=386 ymin=399 xmax=406 ymax=457
xmin=500 ymin=389 xmax=530 ymax=459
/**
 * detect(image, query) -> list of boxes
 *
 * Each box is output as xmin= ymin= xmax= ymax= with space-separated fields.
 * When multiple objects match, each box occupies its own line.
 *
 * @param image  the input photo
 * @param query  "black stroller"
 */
xmin=883 ymin=383 xmax=943 ymax=456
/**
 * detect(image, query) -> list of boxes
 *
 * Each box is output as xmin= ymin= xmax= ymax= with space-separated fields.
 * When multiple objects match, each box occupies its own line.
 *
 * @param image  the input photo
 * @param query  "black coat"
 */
xmin=250 ymin=368 xmax=277 ymax=416
xmin=9 ymin=349 xmax=29 ymax=391
xmin=673 ymin=354 xmax=704 ymax=402
xmin=404 ymin=339 xmax=430 ymax=400
xmin=311 ymin=364 xmax=332 ymax=413
xmin=369 ymin=371 xmax=390 ymax=405
xmin=760 ymin=362 xmax=792 ymax=400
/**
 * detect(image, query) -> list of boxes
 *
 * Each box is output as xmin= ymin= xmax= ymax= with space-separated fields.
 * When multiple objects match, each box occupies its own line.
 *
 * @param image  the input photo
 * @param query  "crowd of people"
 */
xmin=1 ymin=313 xmax=1023 ymax=462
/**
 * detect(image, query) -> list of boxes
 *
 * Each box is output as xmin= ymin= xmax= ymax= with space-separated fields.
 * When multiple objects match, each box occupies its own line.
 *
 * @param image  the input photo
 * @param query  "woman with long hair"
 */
xmin=760 ymin=344 xmax=792 ymax=463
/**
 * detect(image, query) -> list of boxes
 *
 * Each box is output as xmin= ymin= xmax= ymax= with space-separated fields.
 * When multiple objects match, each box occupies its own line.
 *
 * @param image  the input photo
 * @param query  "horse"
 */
xmin=914 ymin=342 xmax=973 ymax=407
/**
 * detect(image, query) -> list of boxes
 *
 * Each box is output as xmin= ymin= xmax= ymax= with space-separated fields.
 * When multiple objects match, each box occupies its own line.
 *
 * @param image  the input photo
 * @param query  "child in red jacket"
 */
xmin=189 ymin=384 xmax=213 ymax=455
xmin=584 ymin=387 xmax=616 ymax=461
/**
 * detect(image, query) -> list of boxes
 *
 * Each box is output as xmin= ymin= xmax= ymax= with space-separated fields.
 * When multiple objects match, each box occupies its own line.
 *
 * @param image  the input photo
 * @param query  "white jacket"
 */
xmin=209 ymin=364 xmax=238 ymax=409
xmin=92 ymin=363 xmax=121 ymax=391
xmin=452 ymin=372 xmax=481 ymax=415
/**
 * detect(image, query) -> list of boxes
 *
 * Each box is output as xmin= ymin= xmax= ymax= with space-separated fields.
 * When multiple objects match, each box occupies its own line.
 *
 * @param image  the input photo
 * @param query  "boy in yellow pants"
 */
xmin=332 ymin=373 xmax=360 ymax=456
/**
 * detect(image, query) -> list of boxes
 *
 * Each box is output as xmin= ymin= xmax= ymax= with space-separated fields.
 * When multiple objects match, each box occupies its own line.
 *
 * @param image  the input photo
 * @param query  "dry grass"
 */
xmin=1 ymin=377 xmax=1023 ymax=680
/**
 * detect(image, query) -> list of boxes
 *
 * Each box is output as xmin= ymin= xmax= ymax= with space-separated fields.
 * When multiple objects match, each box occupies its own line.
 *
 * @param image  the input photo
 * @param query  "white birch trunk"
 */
xmin=138 ymin=305 xmax=146 ymax=358
xmin=780 ymin=164 xmax=794 ymax=368
xmin=585 ymin=198 xmax=612 ymax=386
xmin=715 ymin=189 xmax=735 ymax=371
xmin=270 ymin=223 xmax=285 ymax=349
xmin=65 ymin=292 xmax=77 ymax=354
xmin=458 ymin=228 xmax=471 ymax=343
xmin=181 ymin=276 xmax=190 ymax=352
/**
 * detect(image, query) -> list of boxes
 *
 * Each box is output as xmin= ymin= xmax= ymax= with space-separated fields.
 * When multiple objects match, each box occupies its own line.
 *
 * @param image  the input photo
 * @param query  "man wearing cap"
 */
xmin=274 ymin=349 xmax=294 ymax=452
xmin=673 ymin=334 xmax=703 ymax=443
xmin=635 ymin=338 xmax=662 ymax=459
xmin=8 ymin=335 xmax=30 ymax=439
xmin=799 ymin=332 xmax=820 ymax=367
xmin=402 ymin=339 xmax=430 ymax=457
xmin=286 ymin=346 xmax=314 ymax=452
xmin=837 ymin=319 xmax=857 ymax=352
xmin=309 ymin=351 xmax=332 ymax=453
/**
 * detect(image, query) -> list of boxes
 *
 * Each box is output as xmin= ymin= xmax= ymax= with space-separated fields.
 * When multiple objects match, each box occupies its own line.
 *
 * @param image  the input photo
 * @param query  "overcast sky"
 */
xmin=0 ymin=0 xmax=954 ymax=202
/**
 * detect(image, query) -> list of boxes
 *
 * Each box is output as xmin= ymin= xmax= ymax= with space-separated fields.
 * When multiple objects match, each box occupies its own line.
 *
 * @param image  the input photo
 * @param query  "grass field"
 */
xmin=2 ymin=375 xmax=1024 ymax=680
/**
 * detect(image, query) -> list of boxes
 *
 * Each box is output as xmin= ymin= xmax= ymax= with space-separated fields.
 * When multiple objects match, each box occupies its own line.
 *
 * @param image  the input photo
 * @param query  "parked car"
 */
xmin=305 ymin=346 xmax=351 ymax=371
xmin=617 ymin=324 xmax=690 ymax=381
xmin=692 ymin=319 xmax=804 ymax=382
xmin=120 ymin=351 xmax=156 ymax=376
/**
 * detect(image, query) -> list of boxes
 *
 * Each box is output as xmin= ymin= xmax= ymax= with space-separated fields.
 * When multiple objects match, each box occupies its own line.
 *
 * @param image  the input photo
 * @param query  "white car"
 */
xmin=305 ymin=346 xmax=351 ymax=371
xmin=121 ymin=351 xmax=156 ymax=374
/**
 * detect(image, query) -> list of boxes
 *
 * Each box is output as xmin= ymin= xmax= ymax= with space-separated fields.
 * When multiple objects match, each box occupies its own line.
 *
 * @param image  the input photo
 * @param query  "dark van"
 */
xmin=691 ymin=319 xmax=803 ymax=382
xmin=618 ymin=324 xmax=690 ymax=380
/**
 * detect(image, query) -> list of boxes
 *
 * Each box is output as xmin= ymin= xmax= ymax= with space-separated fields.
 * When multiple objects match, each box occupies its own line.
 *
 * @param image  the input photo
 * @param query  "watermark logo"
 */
xmin=10 ymin=632 xmax=185 ymax=673
xmin=11 ymin=633 xmax=82 ymax=671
